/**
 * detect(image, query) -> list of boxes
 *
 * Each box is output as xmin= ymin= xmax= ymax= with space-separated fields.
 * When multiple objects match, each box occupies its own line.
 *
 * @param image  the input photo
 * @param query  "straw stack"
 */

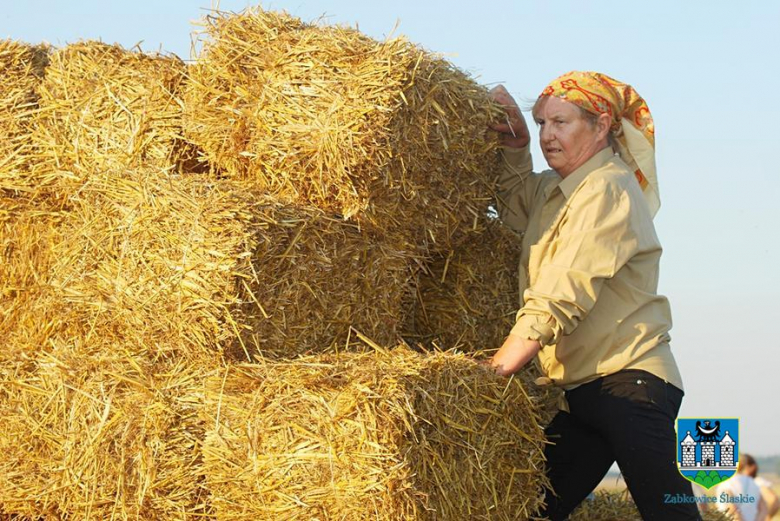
xmin=0 ymin=195 xmax=68 ymax=368
xmin=2 ymin=163 xmax=421 ymax=363
xmin=184 ymin=8 xmax=502 ymax=250
xmin=30 ymin=41 xmax=194 ymax=193
xmin=1 ymin=170 xmax=233 ymax=517
xmin=1 ymin=168 xmax=228 ymax=520
xmin=0 ymin=40 xmax=48 ymax=194
xmin=201 ymin=346 xmax=548 ymax=520
xmin=400 ymin=218 xmax=564 ymax=426
xmin=0 ymin=9 xmax=551 ymax=520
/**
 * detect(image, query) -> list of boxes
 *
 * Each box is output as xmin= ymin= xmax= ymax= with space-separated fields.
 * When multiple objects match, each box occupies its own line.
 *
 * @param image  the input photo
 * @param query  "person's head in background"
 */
xmin=737 ymin=453 xmax=758 ymax=478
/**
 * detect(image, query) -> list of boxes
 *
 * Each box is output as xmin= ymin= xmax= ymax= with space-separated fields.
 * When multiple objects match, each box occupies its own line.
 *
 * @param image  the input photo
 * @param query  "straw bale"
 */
xmin=232 ymin=199 xmax=420 ymax=360
xmin=403 ymin=219 xmax=521 ymax=352
xmin=2 ymin=165 xmax=419 ymax=362
xmin=201 ymin=346 xmax=549 ymax=520
xmin=0 ymin=40 xmax=48 ymax=194
xmin=568 ymin=489 xmax=734 ymax=521
xmin=30 ymin=41 xmax=195 ymax=188
xmin=57 ymin=170 xmax=419 ymax=361
xmin=0 ymin=170 xmax=256 ymax=364
xmin=0 ymin=174 xmax=228 ymax=519
xmin=184 ymin=8 xmax=502 ymax=250
xmin=399 ymin=218 xmax=563 ymax=426
xmin=0 ymin=350 xmax=221 ymax=520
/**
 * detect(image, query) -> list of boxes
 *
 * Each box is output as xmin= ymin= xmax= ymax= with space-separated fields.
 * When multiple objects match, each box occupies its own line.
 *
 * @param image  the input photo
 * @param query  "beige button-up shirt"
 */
xmin=497 ymin=145 xmax=683 ymax=393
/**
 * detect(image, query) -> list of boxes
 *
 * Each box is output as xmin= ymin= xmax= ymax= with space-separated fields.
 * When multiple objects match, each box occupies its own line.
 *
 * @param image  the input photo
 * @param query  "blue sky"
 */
xmin=3 ymin=1 xmax=779 ymax=456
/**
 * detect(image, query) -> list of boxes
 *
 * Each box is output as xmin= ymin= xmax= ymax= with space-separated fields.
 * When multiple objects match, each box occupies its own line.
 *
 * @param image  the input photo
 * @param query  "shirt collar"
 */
xmin=556 ymin=146 xmax=616 ymax=200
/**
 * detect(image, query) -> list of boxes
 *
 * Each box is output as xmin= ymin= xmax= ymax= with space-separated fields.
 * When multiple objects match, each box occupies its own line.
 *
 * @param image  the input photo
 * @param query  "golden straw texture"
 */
xmin=0 ymin=351 xmax=221 ymax=520
xmin=30 ymin=41 xmax=195 ymax=190
xmin=184 ymin=8 xmax=502 ymax=250
xmin=0 ymin=11 xmax=553 ymax=519
xmin=232 ymin=198 xmax=421 ymax=360
xmin=400 ymin=218 xmax=564 ymax=427
xmin=48 ymin=169 xmax=422 ymax=361
xmin=403 ymin=219 xmax=521 ymax=352
xmin=0 ymin=40 xmax=48 ymax=194
xmin=1 ymin=170 xmax=255 ymax=364
xmin=1 ymin=171 xmax=238 ymax=517
xmin=201 ymin=346 xmax=548 ymax=520
xmin=0 ymin=198 xmax=66 ymax=365
xmin=2 ymin=163 xmax=420 ymax=361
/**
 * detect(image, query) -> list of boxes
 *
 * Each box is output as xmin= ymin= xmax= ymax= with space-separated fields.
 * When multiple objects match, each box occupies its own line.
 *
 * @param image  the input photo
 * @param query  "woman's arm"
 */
xmin=489 ymin=86 xmax=543 ymax=234
xmin=496 ymin=145 xmax=536 ymax=234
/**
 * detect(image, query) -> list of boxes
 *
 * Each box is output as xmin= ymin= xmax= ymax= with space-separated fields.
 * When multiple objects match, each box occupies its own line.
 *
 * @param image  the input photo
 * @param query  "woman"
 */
xmin=488 ymin=72 xmax=701 ymax=520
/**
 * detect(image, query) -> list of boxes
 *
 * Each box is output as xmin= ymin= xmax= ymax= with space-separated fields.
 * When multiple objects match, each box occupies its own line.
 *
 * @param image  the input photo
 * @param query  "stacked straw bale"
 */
xmin=232 ymin=199 xmax=421 ymax=360
xmin=1 ymin=170 xmax=255 ymax=364
xmin=399 ymin=218 xmax=563 ymax=426
xmin=201 ymin=346 xmax=548 ymax=520
xmin=2 ymin=161 xmax=421 ymax=361
xmin=0 ymin=164 xmax=238 ymax=519
xmin=30 ymin=41 xmax=195 ymax=192
xmin=10 ymin=33 xmax=430 ymax=361
xmin=47 ymin=171 xmax=256 ymax=360
xmin=0 ymin=176 xmax=226 ymax=517
xmin=403 ymin=219 xmax=522 ymax=351
xmin=0 ymin=40 xmax=48 ymax=195
xmin=1 ymin=170 xmax=232 ymax=517
xmin=0 ymin=349 xmax=221 ymax=519
xmin=0 ymin=197 xmax=67 ymax=366
xmin=184 ymin=8 xmax=502 ymax=250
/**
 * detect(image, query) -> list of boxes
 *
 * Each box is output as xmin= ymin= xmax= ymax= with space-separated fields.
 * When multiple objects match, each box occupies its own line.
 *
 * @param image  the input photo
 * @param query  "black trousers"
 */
xmin=541 ymin=369 xmax=702 ymax=521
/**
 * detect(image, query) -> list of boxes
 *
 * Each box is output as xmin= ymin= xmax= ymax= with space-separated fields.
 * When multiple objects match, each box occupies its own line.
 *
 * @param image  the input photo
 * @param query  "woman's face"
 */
xmin=533 ymin=96 xmax=606 ymax=177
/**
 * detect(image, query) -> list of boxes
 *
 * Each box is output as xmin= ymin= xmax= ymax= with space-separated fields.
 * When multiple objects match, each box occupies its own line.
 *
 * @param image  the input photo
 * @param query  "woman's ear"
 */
xmin=597 ymin=112 xmax=612 ymax=141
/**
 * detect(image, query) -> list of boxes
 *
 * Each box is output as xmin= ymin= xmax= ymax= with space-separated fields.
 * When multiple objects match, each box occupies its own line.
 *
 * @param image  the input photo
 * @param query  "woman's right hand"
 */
xmin=489 ymin=334 xmax=541 ymax=377
xmin=488 ymin=85 xmax=530 ymax=149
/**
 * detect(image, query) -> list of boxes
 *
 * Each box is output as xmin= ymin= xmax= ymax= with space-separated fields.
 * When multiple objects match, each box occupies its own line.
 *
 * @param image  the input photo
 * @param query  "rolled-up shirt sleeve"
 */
xmin=509 ymin=177 xmax=641 ymax=346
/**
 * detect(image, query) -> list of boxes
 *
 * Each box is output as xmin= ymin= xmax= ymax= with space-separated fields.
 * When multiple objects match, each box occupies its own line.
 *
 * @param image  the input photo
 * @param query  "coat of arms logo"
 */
xmin=676 ymin=418 xmax=739 ymax=489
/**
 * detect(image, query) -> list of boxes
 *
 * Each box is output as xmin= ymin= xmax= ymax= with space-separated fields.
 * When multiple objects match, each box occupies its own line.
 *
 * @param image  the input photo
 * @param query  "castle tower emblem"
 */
xmin=676 ymin=418 xmax=739 ymax=489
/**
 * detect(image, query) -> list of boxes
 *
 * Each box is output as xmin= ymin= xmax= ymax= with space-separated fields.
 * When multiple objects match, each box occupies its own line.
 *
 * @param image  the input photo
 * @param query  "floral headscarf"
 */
xmin=540 ymin=71 xmax=659 ymax=217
